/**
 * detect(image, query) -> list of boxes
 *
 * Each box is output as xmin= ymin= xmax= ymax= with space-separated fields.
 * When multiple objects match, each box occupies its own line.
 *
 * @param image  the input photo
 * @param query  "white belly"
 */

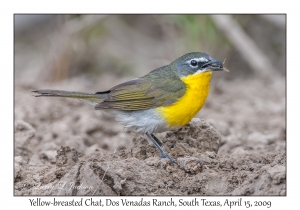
xmin=105 ymin=108 xmax=169 ymax=134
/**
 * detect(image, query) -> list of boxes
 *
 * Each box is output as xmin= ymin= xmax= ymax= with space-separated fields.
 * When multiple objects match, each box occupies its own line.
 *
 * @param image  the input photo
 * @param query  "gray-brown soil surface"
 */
xmin=14 ymin=75 xmax=286 ymax=196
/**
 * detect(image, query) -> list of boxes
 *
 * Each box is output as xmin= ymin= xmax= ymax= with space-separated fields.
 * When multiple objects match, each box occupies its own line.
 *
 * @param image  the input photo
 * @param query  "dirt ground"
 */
xmin=14 ymin=73 xmax=286 ymax=196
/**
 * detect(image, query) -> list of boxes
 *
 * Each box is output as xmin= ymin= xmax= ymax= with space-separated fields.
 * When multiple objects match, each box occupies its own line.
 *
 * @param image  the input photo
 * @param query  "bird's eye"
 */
xmin=190 ymin=60 xmax=197 ymax=67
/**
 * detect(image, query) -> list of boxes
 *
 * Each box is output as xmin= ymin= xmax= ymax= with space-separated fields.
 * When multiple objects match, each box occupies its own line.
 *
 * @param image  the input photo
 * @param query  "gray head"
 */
xmin=170 ymin=52 xmax=223 ymax=77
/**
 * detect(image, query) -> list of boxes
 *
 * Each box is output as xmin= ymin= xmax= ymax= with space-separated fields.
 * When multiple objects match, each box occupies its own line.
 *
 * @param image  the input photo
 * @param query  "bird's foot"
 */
xmin=160 ymin=153 xmax=178 ymax=164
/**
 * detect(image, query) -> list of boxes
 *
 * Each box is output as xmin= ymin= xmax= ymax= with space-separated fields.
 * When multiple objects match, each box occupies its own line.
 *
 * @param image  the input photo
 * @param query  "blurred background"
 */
xmin=14 ymin=14 xmax=285 ymax=86
xmin=14 ymin=14 xmax=286 ymax=154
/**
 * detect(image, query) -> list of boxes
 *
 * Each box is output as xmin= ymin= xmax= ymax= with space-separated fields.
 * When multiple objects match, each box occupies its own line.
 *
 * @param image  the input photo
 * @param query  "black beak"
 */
xmin=202 ymin=58 xmax=223 ymax=71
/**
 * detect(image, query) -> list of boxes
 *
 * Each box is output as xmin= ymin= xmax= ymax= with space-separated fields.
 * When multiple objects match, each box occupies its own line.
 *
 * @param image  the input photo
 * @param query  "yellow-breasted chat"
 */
xmin=32 ymin=52 xmax=224 ymax=163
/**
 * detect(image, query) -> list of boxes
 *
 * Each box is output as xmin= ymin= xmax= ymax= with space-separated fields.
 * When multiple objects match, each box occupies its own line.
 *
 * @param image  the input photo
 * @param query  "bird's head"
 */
xmin=170 ymin=52 xmax=224 ymax=77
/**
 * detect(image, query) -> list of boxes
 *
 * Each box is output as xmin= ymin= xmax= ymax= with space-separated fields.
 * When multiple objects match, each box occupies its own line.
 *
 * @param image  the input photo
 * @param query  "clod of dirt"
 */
xmin=55 ymin=146 xmax=80 ymax=179
xmin=177 ymin=157 xmax=203 ymax=174
xmin=165 ymin=118 xmax=221 ymax=155
xmin=14 ymin=156 xmax=28 ymax=182
xmin=15 ymin=120 xmax=36 ymax=160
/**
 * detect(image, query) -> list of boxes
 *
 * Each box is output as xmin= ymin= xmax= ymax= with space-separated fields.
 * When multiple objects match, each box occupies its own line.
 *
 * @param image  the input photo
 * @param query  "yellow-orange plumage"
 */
xmin=156 ymin=72 xmax=212 ymax=127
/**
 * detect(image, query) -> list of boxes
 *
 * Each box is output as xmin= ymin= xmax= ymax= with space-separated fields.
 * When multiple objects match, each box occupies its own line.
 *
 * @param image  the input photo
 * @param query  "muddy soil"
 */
xmin=14 ymin=75 xmax=286 ymax=196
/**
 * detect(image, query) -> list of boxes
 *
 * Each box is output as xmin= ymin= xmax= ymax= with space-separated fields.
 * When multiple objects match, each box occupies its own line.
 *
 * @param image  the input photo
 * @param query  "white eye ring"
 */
xmin=190 ymin=60 xmax=198 ymax=68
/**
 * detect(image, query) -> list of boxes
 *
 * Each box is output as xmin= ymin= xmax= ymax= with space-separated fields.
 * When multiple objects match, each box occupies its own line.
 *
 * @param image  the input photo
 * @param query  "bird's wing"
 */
xmin=95 ymin=76 xmax=186 ymax=111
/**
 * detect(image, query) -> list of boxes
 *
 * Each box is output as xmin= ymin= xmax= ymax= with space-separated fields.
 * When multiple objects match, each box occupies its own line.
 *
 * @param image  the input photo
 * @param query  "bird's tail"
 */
xmin=31 ymin=89 xmax=106 ymax=106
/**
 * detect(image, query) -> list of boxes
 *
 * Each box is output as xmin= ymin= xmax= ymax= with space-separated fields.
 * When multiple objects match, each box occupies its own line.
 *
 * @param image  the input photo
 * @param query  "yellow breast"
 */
xmin=156 ymin=72 xmax=212 ymax=127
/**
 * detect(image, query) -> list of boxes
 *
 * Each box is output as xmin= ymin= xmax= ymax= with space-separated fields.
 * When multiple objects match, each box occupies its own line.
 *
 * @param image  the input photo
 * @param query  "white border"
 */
xmin=2 ymin=0 xmax=296 ymax=209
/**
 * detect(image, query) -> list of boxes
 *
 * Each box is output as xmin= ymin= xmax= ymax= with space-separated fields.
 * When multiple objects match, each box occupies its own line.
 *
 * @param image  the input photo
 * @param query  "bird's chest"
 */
xmin=157 ymin=72 xmax=212 ymax=127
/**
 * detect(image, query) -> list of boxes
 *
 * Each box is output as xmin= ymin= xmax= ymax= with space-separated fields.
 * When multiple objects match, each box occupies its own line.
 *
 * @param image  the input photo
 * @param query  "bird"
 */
xmin=32 ymin=52 xmax=225 ymax=163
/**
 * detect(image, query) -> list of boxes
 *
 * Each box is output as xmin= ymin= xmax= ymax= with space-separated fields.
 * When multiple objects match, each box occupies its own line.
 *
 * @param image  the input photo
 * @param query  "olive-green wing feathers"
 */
xmin=95 ymin=67 xmax=186 ymax=111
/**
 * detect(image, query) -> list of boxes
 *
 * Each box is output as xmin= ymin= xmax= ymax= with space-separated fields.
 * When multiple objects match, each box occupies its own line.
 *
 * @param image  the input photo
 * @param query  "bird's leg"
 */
xmin=145 ymin=132 xmax=177 ymax=164
xmin=150 ymin=133 xmax=164 ymax=147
